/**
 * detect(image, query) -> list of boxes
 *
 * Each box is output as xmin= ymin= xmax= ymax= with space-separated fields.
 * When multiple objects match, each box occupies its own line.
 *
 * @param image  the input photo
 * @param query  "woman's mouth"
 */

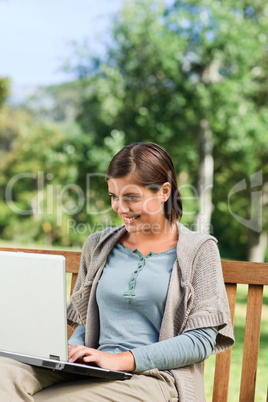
xmin=123 ymin=215 xmax=140 ymax=224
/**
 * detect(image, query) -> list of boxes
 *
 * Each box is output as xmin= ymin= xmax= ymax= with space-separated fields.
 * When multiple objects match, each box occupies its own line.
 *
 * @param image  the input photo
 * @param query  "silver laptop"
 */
xmin=0 ymin=251 xmax=132 ymax=380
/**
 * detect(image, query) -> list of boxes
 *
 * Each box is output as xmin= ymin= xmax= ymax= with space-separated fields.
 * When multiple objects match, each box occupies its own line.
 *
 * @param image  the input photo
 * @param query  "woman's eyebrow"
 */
xmin=108 ymin=191 xmax=141 ymax=197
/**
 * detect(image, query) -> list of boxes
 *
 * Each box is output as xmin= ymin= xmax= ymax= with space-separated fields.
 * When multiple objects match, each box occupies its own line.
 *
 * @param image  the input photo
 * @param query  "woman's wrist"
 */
xmin=120 ymin=351 xmax=136 ymax=371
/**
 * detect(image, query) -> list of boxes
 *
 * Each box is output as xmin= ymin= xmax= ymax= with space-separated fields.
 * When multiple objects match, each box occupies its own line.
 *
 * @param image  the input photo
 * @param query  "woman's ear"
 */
xmin=161 ymin=182 xmax=171 ymax=202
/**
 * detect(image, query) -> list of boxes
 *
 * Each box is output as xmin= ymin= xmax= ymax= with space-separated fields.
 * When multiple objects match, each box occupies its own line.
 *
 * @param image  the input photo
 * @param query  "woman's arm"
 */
xmin=131 ymin=327 xmax=217 ymax=372
xmin=68 ymin=326 xmax=217 ymax=372
xmin=67 ymin=324 xmax=135 ymax=370
xmin=68 ymin=345 xmax=135 ymax=371
xmin=68 ymin=325 xmax=85 ymax=347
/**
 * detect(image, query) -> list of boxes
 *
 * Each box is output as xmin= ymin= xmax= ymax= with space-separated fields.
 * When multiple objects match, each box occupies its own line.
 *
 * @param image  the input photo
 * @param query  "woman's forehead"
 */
xmin=108 ymin=175 xmax=143 ymax=193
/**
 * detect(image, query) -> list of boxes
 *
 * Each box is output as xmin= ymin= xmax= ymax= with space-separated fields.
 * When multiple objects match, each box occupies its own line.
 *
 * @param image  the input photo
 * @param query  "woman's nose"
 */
xmin=117 ymin=198 xmax=130 ymax=214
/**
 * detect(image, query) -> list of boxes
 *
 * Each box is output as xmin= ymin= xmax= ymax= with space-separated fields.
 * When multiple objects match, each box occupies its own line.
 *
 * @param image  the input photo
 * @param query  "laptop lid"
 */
xmin=0 ymin=250 xmax=132 ymax=381
xmin=0 ymin=251 xmax=68 ymax=361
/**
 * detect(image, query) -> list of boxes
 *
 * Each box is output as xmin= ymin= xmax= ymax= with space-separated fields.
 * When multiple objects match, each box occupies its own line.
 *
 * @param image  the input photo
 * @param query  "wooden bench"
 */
xmin=1 ymin=247 xmax=267 ymax=401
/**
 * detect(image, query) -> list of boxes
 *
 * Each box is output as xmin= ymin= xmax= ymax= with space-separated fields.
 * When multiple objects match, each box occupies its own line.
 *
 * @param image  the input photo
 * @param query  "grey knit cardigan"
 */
xmin=67 ymin=223 xmax=235 ymax=401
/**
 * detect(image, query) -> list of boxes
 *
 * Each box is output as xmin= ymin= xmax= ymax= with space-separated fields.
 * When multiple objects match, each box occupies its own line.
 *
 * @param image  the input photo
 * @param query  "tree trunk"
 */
xmin=195 ymin=119 xmax=214 ymax=233
xmin=247 ymin=181 xmax=268 ymax=262
xmin=247 ymin=230 xmax=267 ymax=262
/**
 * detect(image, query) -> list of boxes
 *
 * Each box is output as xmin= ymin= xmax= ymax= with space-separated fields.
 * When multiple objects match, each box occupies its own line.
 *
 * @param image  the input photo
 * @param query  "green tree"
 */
xmin=21 ymin=81 xmax=83 ymax=123
xmin=0 ymin=77 xmax=10 ymax=109
xmin=166 ymin=0 xmax=268 ymax=260
xmin=68 ymin=0 xmax=268 ymax=260
xmin=0 ymin=107 xmax=85 ymax=246
xmin=0 ymin=77 xmax=14 ymax=163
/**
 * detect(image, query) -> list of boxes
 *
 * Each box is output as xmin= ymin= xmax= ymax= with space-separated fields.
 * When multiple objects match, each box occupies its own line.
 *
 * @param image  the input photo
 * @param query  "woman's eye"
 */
xmin=109 ymin=194 xmax=139 ymax=201
xmin=109 ymin=194 xmax=118 ymax=200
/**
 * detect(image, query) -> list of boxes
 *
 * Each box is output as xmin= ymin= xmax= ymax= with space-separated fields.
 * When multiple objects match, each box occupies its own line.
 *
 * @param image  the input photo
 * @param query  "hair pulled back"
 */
xmin=106 ymin=142 xmax=183 ymax=222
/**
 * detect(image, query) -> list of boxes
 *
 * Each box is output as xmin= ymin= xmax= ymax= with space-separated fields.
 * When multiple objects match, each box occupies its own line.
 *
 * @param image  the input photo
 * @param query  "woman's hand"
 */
xmin=68 ymin=344 xmax=135 ymax=372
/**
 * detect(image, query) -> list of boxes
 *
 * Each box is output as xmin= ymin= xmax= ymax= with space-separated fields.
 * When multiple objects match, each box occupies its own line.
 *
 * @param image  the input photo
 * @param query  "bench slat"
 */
xmin=222 ymin=260 xmax=268 ymax=285
xmin=0 ymin=247 xmax=81 ymax=273
xmin=212 ymin=283 xmax=237 ymax=402
xmin=239 ymin=284 xmax=264 ymax=401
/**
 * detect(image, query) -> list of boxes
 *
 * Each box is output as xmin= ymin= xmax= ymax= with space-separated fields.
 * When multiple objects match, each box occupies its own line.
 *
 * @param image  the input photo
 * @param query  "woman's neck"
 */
xmin=120 ymin=221 xmax=178 ymax=256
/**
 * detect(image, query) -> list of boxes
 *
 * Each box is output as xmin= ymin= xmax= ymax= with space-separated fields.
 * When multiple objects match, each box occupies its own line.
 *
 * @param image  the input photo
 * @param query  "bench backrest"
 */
xmin=1 ymin=247 xmax=267 ymax=401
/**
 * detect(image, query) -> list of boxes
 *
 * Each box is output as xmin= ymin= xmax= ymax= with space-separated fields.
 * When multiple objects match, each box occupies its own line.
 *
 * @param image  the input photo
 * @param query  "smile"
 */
xmin=123 ymin=216 xmax=140 ymax=224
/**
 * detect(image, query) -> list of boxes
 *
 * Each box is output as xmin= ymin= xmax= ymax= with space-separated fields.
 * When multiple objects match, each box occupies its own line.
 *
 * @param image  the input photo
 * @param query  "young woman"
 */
xmin=0 ymin=142 xmax=234 ymax=401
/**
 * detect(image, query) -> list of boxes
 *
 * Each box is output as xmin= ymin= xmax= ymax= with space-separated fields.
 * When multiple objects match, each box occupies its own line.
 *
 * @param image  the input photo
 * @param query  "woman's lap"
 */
xmin=0 ymin=357 xmax=178 ymax=401
xmin=34 ymin=369 xmax=178 ymax=402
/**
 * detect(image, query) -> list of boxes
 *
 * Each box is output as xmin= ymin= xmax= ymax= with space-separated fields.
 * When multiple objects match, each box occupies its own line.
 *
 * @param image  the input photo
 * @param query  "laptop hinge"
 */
xmin=49 ymin=354 xmax=60 ymax=361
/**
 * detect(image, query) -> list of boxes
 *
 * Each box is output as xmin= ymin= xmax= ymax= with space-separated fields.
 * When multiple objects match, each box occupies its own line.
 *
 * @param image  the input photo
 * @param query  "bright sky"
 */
xmin=0 ymin=0 xmax=124 ymax=87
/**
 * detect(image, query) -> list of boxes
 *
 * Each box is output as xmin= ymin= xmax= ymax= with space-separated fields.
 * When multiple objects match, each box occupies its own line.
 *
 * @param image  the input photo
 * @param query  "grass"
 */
xmin=204 ymin=284 xmax=268 ymax=401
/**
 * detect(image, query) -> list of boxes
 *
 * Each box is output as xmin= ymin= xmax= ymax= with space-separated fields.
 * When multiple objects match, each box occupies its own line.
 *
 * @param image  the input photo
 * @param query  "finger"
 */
xmin=69 ymin=346 xmax=89 ymax=362
xmin=69 ymin=344 xmax=87 ymax=356
xmin=69 ymin=346 xmax=97 ymax=363
xmin=82 ymin=354 xmax=99 ymax=364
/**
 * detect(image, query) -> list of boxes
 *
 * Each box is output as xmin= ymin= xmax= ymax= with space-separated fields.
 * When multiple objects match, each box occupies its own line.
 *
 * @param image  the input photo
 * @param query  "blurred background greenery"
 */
xmin=0 ymin=0 xmax=267 ymax=262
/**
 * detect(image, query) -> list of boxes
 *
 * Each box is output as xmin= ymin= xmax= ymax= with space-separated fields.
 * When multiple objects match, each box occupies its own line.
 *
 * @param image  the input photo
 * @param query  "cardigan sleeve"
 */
xmin=183 ymin=239 xmax=235 ymax=353
xmin=66 ymin=235 xmax=95 ymax=328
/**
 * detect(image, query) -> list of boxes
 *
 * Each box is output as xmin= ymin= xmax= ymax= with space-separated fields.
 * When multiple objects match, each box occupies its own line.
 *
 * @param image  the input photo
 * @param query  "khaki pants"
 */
xmin=0 ymin=357 xmax=178 ymax=401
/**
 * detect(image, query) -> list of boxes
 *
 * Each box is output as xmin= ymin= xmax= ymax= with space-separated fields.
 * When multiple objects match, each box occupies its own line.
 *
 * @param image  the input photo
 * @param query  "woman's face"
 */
xmin=107 ymin=174 xmax=170 ymax=235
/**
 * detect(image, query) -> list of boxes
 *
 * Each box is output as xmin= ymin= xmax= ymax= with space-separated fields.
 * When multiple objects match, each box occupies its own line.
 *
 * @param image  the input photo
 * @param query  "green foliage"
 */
xmin=0 ymin=77 xmax=10 ymax=110
xmin=67 ymin=0 xmax=268 ymax=258
xmin=0 ymin=110 xmax=68 ymax=244
xmin=21 ymin=81 xmax=83 ymax=122
xmin=1 ymin=1 xmax=268 ymax=258
xmin=0 ymin=102 xmax=125 ymax=247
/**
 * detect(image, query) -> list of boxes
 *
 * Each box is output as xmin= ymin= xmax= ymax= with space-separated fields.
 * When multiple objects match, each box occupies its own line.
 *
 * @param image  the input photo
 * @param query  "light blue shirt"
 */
xmin=96 ymin=243 xmax=176 ymax=352
xmin=69 ymin=243 xmax=217 ymax=372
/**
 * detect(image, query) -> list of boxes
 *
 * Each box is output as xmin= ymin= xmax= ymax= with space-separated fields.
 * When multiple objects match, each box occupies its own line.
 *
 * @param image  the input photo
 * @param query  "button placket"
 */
xmin=123 ymin=254 xmax=145 ymax=303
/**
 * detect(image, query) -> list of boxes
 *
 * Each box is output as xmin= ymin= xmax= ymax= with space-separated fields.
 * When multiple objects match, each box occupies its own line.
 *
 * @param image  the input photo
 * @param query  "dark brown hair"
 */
xmin=106 ymin=142 xmax=183 ymax=221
